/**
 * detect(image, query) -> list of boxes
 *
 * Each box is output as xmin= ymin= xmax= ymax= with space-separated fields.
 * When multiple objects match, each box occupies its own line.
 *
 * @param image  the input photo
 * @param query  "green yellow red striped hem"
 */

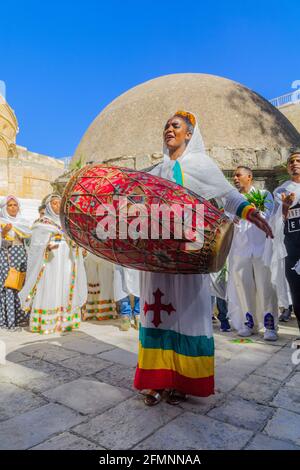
xmin=138 ymin=342 xmax=214 ymax=379
xmin=139 ymin=326 xmax=214 ymax=357
xmin=134 ymin=367 xmax=214 ymax=397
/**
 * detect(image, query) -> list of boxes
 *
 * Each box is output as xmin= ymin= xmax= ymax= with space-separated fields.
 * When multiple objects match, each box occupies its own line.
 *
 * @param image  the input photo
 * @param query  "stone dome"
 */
xmin=74 ymin=73 xmax=300 ymax=166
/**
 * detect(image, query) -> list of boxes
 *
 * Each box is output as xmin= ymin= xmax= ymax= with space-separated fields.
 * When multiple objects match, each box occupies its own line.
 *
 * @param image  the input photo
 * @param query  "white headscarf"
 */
xmin=0 ymin=195 xmax=31 ymax=239
xmin=43 ymin=194 xmax=62 ymax=226
xmin=160 ymin=112 xmax=234 ymax=200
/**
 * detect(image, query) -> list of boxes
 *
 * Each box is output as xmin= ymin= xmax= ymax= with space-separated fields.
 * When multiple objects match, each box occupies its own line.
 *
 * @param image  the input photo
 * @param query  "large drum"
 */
xmin=60 ymin=164 xmax=233 ymax=274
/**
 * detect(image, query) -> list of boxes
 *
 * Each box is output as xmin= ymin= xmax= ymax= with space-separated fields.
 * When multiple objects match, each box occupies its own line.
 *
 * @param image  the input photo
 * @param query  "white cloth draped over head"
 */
xmin=158 ymin=114 xmax=234 ymax=200
xmin=150 ymin=111 xmax=245 ymax=216
xmin=43 ymin=194 xmax=62 ymax=226
xmin=0 ymin=195 xmax=31 ymax=239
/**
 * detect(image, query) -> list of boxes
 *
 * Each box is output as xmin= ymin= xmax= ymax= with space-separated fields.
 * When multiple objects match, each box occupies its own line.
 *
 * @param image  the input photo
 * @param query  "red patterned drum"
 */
xmin=60 ymin=164 xmax=233 ymax=274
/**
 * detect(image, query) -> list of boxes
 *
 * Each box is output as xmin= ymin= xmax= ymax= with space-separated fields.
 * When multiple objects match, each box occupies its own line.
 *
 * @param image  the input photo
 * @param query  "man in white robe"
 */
xmin=227 ymin=166 xmax=278 ymax=341
xmin=270 ymin=152 xmax=300 ymax=343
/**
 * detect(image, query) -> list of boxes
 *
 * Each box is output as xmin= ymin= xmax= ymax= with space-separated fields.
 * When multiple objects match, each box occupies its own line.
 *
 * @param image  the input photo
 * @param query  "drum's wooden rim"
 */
xmin=207 ymin=220 xmax=234 ymax=272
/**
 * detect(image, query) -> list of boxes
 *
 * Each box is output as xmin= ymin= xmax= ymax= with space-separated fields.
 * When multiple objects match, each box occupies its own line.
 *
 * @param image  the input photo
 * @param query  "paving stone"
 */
xmin=31 ymin=432 xmax=104 ymax=450
xmin=268 ymin=349 xmax=298 ymax=367
xmin=0 ymin=403 xmax=85 ymax=450
xmin=17 ymin=343 xmax=81 ymax=363
xmin=5 ymin=350 xmax=30 ymax=363
xmin=285 ymin=372 xmax=300 ymax=389
xmin=98 ymin=348 xmax=138 ymax=368
xmin=255 ymin=361 xmax=294 ymax=381
xmin=176 ymin=392 xmax=224 ymax=415
xmin=238 ymin=342 xmax=282 ymax=355
xmin=60 ymin=338 xmax=115 ymax=355
xmin=227 ymin=350 xmax=271 ymax=373
xmin=208 ymin=397 xmax=273 ymax=432
xmin=135 ymin=413 xmax=253 ymax=450
xmin=43 ymin=378 xmax=133 ymax=415
xmin=246 ymin=433 xmax=300 ymax=450
xmin=214 ymin=338 xmax=248 ymax=355
xmin=232 ymin=374 xmax=282 ymax=404
xmin=108 ymin=340 xmax=139 ymax=355
xmin=0 ymin=361 xmax=39 ymax=384
xmin=214 ymin=365 xmax=246 ymax=393
xmin=271 ymin=386 xmax=300 ymax=414
xmin=264 ymin=408 xmax=300 ymax=445
xmin=0 ymin=359 xmax=79 ymax=393
xmin=74 ymin=395 xmax=182 ymax=450
xmin=94 ymin=364 xmax=136 ymax=391
xmin=60 ymin=355 xmax=112 ymax=376
xmin=0 ymin=383 xmax=47 ymax=421
xmin=2 ymin=319 xmax=300 ymax=451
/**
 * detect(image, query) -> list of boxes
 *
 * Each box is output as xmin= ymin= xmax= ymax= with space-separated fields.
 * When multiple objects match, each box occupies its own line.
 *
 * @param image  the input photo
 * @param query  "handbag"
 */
xmin=4 ymin=252 xmax=26 ymax=291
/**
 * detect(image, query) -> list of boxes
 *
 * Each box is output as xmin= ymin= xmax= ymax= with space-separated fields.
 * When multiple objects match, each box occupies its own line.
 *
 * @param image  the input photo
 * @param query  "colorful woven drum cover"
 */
xmin=60 ymin=164 xmax=233 ymax=274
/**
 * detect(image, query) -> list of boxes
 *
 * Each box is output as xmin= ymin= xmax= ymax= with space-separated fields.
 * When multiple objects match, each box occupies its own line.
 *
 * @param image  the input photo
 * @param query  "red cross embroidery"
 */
xmin=143 ymin=288 xmax=176 ymax=328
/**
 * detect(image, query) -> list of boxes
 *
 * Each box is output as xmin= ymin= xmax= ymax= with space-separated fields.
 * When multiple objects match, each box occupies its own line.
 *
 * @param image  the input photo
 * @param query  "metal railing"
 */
xmin=270 ymin=90 xmax=300 ymax=108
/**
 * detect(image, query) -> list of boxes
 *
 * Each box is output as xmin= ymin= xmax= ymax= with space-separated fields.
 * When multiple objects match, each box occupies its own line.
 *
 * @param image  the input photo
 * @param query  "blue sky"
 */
xmin=1 ymin=0 xmax=299 ymax=157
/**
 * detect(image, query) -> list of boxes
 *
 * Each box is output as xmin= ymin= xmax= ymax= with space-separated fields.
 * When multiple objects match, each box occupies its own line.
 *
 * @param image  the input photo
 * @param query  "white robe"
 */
xmin=114 ymin=265 xmax=140 ymax=301
xmin=19 ymin=219 xmax=87 ymax=334
xmin=84 ymin=253 xmax=117 ymax=319
xmin=263 ymin=179 xmax=300 ymax=308
xmin=227 ymin=187 xmax=278 ymax=331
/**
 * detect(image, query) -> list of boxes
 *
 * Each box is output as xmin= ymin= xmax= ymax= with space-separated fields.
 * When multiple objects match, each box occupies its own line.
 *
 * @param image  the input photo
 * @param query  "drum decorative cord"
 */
xmin=60 ymin=164 xmax=234 ymax=274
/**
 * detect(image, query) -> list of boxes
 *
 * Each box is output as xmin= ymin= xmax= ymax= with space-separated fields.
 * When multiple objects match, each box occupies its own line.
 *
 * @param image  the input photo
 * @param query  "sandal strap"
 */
xmin=145 ymin=390 xmax=161 ymax=400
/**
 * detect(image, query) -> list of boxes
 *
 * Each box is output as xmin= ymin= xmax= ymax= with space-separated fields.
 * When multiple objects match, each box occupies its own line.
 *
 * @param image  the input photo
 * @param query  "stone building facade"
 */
xmin=0 ymin=97 xmax=64 ymax=199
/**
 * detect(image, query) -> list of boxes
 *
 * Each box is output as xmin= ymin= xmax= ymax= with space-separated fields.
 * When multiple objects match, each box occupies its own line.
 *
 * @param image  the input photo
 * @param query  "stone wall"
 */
xmin=91 ymin=146 xmax=291 ymax=192
xmin=0 ymin=145 xmax=64 ymax=199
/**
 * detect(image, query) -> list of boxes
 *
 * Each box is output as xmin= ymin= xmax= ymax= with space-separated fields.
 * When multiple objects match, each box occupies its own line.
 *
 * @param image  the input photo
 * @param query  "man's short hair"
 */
xmin=236 ymin=166 xmax=253 ymax=177
xmin=288 ymin=148 xmax=300 ymax=163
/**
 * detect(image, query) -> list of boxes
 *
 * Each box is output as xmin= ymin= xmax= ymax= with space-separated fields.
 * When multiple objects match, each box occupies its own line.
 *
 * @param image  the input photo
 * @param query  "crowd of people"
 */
xmin=0 ymin=110 xmax=299 ymax=407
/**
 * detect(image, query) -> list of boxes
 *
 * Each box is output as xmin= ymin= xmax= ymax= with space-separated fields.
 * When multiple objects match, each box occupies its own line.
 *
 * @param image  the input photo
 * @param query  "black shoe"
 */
xmin=279 ymin=309 xmax=291 ymax=322
xmin=220 ymin=319 xmax=231 ymax=332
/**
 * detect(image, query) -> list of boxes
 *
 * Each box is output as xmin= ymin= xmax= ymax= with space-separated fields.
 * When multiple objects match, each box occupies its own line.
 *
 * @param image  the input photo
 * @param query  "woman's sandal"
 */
xmin=166 ymin=389 xmax=187 ymax=405
xmin=143 ymin=389 xmax=163 ymax=406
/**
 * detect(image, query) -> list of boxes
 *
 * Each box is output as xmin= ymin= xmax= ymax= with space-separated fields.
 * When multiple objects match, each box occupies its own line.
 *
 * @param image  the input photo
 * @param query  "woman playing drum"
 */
xmin=134 ymin=110 xmax=273 ymax=406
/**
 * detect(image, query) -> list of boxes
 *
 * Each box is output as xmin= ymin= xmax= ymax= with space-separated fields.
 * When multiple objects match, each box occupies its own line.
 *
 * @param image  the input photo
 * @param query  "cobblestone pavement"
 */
xmin=0 ymin=317 xmax=300 ymax=450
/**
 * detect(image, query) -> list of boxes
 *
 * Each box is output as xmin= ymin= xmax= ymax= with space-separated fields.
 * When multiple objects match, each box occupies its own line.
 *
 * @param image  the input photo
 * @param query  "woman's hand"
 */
xmin=247 ymin=210 xmax=273 ymax=238
xmin=46 ymin=243 xmax=59 ymax=252
xmin=2 ymin=224 xmax=12 ymax=238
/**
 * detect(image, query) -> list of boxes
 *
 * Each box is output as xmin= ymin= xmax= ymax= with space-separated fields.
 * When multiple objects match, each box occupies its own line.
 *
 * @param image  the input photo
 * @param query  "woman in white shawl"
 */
xmin=0 ymin=195 xmax=31 ymax=329
xmin=19 ymin=194 xmax=87 ymax=334
xmin=134 ymin=111 xmax=273 ymax=406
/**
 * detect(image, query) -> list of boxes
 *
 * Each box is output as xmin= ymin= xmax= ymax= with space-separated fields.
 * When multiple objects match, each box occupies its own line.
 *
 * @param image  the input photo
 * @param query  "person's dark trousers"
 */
xmin=285 ymin=256 xmax=300 ymax=331
xmin=216 ymin=297 xmax=228 ymax=322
